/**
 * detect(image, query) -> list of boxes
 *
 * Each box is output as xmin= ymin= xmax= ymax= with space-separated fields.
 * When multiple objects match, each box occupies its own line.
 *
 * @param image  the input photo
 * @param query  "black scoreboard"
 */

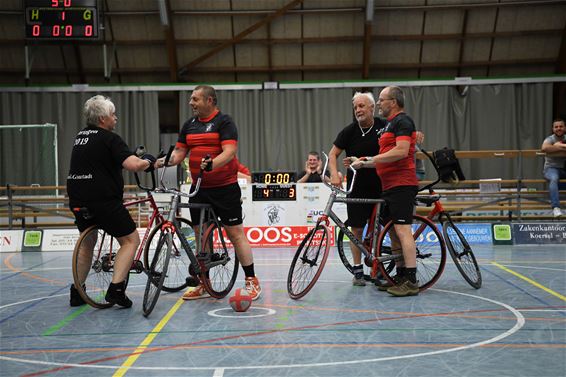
xmin=25 ymin=0 xmax=100 ymax=40
xmin=251 ymin=171 xmax=297 ymax=201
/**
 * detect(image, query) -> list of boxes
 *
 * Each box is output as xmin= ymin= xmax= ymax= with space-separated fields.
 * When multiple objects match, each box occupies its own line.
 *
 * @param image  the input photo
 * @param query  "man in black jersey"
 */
xmin=68 ymin=95 xmax=157 ymax=308
xmin=328 ymin=92 xmax=385 ymax=286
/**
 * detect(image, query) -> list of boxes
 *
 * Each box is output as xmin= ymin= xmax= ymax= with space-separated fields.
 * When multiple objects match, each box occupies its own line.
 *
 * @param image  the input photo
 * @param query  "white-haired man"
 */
xmin=68 ymin=95 xmax=157 ymax=308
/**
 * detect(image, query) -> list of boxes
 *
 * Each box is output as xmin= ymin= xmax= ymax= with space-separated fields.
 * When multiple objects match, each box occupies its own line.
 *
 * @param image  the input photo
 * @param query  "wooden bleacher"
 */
xmin=415 ymin=149 xmax=565 ymax=221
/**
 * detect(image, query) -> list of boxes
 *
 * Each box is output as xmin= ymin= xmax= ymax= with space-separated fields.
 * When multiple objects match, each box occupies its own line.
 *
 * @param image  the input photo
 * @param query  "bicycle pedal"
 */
xmin=210 ymin=253 xmax=224 ymax=262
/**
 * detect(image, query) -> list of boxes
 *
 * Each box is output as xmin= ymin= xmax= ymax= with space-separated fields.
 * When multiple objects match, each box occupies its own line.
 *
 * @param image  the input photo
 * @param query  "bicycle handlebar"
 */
xmin=156 ymin=145 xmax=205 ymax=199
xmin=133 ymin=146 xmax=166 ymax=192
xmin=321 ymin=151 xmax=357 ymax=195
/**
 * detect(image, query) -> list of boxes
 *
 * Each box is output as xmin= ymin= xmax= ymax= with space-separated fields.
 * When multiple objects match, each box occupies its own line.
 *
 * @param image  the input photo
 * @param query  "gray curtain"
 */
xmin=1 ymin=83 xmax=553 ymax=188
xmin=0 ymin=91 xmax=160 ymax=187
xmin=180 ymin=88 xmax=353 ymax=173
xmin=179 ymin=83 xmax=552 ymax=181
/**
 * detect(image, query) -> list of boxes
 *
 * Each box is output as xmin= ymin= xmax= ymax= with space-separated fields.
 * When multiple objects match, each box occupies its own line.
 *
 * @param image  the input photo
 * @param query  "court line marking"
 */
xmin=0 ymin=289 xmax=525 ymax=373
xmin=495 ymin=264 xmax=566 ymax=272
xmin=111 ymin=296 xmax=186 ymax=377
xmin=491 ymin=262 xmax=566 ymax=302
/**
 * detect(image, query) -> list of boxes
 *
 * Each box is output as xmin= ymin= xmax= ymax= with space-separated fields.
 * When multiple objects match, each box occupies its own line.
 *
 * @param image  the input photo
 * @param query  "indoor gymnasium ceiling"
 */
xmin=0 ymin=0 xmax=565 ymax=85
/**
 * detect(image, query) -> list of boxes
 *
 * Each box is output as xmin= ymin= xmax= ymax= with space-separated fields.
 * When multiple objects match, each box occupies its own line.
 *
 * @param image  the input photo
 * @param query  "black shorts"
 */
xmin=71 ymin=200 xmax=136 ymax=238
xmin=189 ymin=182 xmax=243 ymax=226
xmin=381 ymin=186 xmax=418 ymax=225
xmin=346 ymin=189 xmax=382 ymax=228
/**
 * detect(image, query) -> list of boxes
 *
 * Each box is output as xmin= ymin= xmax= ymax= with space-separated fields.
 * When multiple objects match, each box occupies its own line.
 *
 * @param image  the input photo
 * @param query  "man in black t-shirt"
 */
xmin=328 ymin=92 xmax=385 ymax=286
xmin=67 ymin=95 xmax=157 ymax=308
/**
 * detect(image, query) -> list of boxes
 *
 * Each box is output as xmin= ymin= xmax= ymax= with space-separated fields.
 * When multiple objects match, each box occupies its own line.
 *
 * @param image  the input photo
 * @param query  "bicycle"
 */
xmin=413 ymin=148 xmax=482 ymax=289
xmin=337 ymin=147 xmax=481 ymax=290
xmin=141 ymin=149 xmax=239 ymax=316
xmin=287 ymin=153 xmax=446 ymax=299
xmin=71 ymin=148 xmax=196 ymax=310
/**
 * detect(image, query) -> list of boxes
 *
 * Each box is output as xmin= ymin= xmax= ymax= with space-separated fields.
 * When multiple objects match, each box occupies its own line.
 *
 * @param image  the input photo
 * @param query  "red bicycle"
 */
xmin=71 ymin=151 xmax=195 ymax=309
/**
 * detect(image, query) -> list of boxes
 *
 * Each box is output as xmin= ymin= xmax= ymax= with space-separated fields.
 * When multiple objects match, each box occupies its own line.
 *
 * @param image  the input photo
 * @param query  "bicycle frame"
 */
xmin=319 ymin=152 xmax=398 ymax=266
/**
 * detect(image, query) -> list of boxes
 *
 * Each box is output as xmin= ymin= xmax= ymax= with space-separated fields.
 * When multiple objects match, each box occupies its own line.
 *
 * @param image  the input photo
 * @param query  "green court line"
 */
xmin=41 ymin=304 xmax=91 ymax=336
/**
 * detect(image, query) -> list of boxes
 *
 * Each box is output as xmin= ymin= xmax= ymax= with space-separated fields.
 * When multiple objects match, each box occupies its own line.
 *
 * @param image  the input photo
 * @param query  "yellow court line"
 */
xmin=491 ymin=262 xmax=566 ymax=302
xmin=112 ymin=297 xmax=186 ymax=377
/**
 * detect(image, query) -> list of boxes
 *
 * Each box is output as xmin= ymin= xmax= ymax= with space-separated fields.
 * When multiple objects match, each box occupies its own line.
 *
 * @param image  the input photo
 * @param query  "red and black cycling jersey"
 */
xmin=176 ymin=110 xmax=239 ymax=188
xmin=376 ymin=112 xmax=418 ymax=191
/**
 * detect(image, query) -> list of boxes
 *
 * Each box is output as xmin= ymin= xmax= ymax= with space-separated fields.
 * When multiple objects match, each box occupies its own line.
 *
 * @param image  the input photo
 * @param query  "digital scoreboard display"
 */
xmin=251 ymin=171 xmax=296 ymax=184
xmin=252 ymin=184 xmax=296 ymax=201
xmin=25 ymin=0 xmax=100 ymax=40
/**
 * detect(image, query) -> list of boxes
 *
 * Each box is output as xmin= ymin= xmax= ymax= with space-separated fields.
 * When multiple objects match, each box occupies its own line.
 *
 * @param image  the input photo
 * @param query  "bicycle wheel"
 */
xmin=199 ymin=222 xmax=239 ymax=299
xmin=377 ymin=215 xmax=446 ymax=291
xmin=443 ymin=220 xmax=482 ymax=289
xmin=142 ymin=228 xmax=172 ymax=317
xmin=144 ymin=217 xmax=194 ymax=292
xmin=287 ymin=224 xmax=331 ymax=299
xmin=72 ymin=226 xmax=115 ymax=309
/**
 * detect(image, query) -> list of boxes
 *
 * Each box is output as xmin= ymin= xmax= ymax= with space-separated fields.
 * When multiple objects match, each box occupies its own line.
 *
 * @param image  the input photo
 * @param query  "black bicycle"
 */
xmin=142 ymin=148 xmax=239 ymax=316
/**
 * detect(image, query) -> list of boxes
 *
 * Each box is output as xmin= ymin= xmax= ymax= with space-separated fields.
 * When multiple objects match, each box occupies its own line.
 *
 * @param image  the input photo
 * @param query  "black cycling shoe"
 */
xmin=105 ymin=281 xmax=132 ymax=308
xmin=70 ymin=284 xmax=86 ymax=307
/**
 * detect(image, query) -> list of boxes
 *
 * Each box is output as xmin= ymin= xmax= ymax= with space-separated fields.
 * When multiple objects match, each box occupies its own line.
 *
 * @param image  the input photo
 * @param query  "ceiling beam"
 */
xmin=7 ymin=58 xmax=556 ymax=77
xmin=159 ymin=0 xmax=179 ymax=82
xmin=457 ymin=9 xmax=468 ymax=78
xmin=2 ymin=29 xmax=561 ymax=48
xmin=96 ymin=0 xmax=564 ymax=16
xmin=177 ymin=0 xmax=304 ymax=78
xmin=362 ymin=0 xmax=374 ymax=79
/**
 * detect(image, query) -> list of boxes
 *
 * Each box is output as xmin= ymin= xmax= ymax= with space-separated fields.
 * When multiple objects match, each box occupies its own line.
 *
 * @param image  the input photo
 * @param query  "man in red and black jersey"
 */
xmin=159 ymin=85 xmax=261 ymax=301
xmin=352 ymin=86 xmax=419 ymax=297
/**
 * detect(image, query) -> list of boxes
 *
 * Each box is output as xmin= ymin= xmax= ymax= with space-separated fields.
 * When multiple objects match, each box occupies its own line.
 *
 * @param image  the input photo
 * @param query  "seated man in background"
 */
xmin=541 ymin=118 xmax=566 ymax=217
xmin=297 ymin=151 xmax=331 ymax=183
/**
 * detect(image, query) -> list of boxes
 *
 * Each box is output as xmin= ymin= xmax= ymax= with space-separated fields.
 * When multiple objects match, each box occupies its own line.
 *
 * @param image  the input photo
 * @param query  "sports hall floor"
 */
xmin=0 ymin=244 xmax=565 ymax=377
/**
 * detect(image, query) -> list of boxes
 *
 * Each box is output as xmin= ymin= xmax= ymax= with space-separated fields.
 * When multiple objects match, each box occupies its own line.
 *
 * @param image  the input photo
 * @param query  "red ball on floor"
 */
xmin=229 ymin=288 xmax=252 ymax=312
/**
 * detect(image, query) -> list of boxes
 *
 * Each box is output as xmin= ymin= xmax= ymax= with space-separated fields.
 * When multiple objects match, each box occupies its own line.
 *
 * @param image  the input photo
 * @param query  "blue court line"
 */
xmin=0 ymin=285 xmax=69 ymax=325
xmin=483 ymin=266 xmax=566 ymax=317
xmin=0 ymin=257 xmax=62 ymax=282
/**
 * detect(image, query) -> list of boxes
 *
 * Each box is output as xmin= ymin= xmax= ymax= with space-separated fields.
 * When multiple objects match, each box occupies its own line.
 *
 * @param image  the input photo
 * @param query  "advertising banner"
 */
xmin=213 ymin=226 xmax=336 ymax=248
xmin=513 ymin=223 xmax=566 ymax=245
xmin=0 ymin=230 xmax=23 ymax=253
xmin=41 ymin=229 xmax=81 ymax=251
xmin=22 ymin=230 xmax=43 ymax=252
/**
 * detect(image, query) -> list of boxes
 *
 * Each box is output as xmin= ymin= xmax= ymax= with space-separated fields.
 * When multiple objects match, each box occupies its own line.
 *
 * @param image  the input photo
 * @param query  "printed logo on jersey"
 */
xmin=205 ymin=123 xmax=214 ymax=132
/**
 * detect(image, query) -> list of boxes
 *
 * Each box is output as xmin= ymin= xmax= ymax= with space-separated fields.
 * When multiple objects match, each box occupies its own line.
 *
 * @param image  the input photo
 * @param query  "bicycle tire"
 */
xmin=377 ymin=215 xmax=446 ymax=291
xmin=287 ymin=224 xmax=331 ymax=300
xmin=143 ymin=217 xmax=194 ymax=292
xmin=199 ymin=222 xmax=239 ymax=299
xmin=443 ymin=220 xmax=482 ymax=289
xmin=71 ymin=225 xmax=115 ymax=309
xmin=142 ymin=229 xmax=172 ymax=317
